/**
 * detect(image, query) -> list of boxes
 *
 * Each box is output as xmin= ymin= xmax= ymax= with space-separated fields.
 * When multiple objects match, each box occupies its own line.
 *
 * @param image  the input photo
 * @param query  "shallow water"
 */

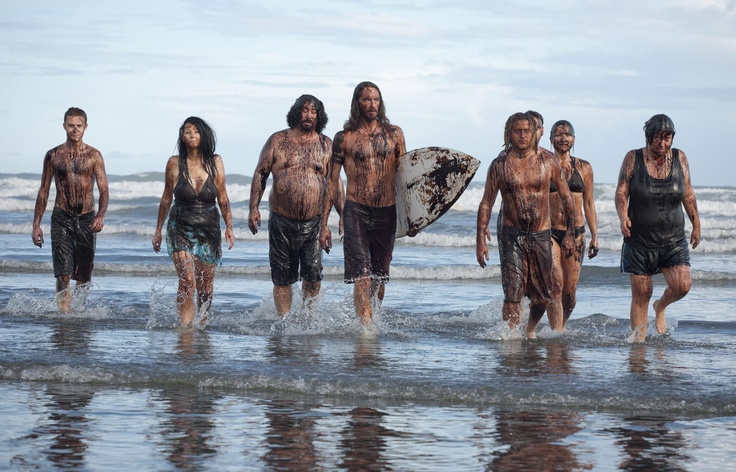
xmin=2 ymin=174 xmax=736 ymax=470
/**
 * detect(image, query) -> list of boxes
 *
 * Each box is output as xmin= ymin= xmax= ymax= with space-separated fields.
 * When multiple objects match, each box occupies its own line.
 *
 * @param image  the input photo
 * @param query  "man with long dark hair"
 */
xmin=476 ymin=112 xmax=576 ymax=338
xmin=32 ymin=107 xmax=109 ymax=313
xmin=320 ymin=82 xmax=407 ymax=328
xmin=249 ymin=95 xmax=337 ymax=315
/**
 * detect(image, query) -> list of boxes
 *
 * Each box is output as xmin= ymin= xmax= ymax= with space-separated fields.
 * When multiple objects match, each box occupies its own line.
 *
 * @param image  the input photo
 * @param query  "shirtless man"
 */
xmin=320 ymin=81 xmax=407 ymax=326
xmin=249 ymin=95 xmax=337 ymax=316
xmin=476 ymin=112 xmax=576 ymax=337
xmin=32 ymin=107 xmax=109 ymax=313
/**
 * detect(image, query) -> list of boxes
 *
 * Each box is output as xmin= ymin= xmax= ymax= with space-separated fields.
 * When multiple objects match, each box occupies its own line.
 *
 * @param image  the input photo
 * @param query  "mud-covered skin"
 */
xmin=32 ymin=116 xmax=109 ymax=247
xmin=476 ymin=116 xmax=577 ymax=334
xmin=332 ymin=124 xmax=405 ymax=208
xmin=615 ymin=125 xmax=701 ymax=342
xmin=249 ymin=129 xmax=332 ymax=224
xmin=547 ymin=123 xmax=599 ymax=326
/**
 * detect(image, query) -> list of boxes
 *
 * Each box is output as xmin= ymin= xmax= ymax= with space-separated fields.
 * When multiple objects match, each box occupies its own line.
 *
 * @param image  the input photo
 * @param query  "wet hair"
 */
xmin=344 ymin=81 xmax=390 ymax=132
xmin=550 ymin=120 xmax=575 ymax=137
xmin=286 ymin=94 xmax=328 ymax=134
xmin=177 ymin=116 xmax=218 ymax=181
xmin=64 ymin=107 xmax=87 ymax=124
xmin=503 ymin=112 xmax=539 ymax=153
xmin=526 ymin=110 xmax=544 ymax=127
xmin=550 ymin=120 xmax=575 ymax=153
xmin=644 ymin=114 xmax=676 ymax=144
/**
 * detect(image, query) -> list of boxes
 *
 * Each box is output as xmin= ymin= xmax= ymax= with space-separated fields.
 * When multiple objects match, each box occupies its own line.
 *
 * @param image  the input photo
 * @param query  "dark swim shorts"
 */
xmin=499 ymin=226 xmax=553 ymax=304
xmin=50 ymin=206 xmax=96 ymax=281
xmin=342 ymin=200 xmax=397 ymax=283
xmin=268 ymin=212 xmax=323 ymax=286
xmin=620 ymin=238 xmax=690 ymax=276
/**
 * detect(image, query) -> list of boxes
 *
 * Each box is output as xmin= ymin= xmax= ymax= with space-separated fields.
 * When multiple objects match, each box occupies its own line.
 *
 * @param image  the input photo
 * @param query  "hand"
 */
xmin=620 ymin=217 xmax=631 ymax=238
xmin=89 ymin=215 xmax=105 ymax=233
xmin=225 ymin=227 xmax=236 ymax=250
xmin=587 ymin=240 xmax=599 ymax=259
xmin=32 ymin=226 xmax=44 ymax=248
xmin=562 ymin=233 xmax=576 ymax=258
xmin=690 ymin=227 xmax=701 ymax=249
xmin=338 ymin=216 xmax=343 ymax=236
xmin=248 ymin=209 xmax=260 ymax=235
xmin=152 ymin=233 xmax=162 ymax=253
xmin=476 ymin=229 xmax=490 ymax=268
xmin=320 ymin=226 xmax=332 ymax=254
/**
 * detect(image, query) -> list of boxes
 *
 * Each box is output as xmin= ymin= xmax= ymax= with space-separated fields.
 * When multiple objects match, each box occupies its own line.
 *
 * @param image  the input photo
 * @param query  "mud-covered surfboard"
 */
xmin=395 ymin=147 xmax=481 ymax=238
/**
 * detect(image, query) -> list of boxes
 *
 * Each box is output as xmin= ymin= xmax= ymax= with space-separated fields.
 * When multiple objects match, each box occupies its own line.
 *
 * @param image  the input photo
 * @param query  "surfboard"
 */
xmin=395 ymin=147 xmax=480 ymax=238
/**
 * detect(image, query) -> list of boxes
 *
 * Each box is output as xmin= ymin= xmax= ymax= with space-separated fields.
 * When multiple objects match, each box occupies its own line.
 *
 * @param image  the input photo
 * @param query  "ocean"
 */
xmin=1 ymin=171 xmax=735 ymax=471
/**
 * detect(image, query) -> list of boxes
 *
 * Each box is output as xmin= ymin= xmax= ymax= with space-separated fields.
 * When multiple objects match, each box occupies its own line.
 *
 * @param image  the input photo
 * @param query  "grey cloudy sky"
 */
xmin=1 ymin=0 xmax=734 ymax=186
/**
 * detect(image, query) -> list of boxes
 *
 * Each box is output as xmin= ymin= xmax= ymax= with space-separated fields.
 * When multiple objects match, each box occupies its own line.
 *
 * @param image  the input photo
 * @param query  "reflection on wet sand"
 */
xmin=609 ymin=416 xmax=691 ymax=470
xmin=23 ymin=384 xmax=96 ymax=469
xmin=262 ymin=399 xmax=320 ymax=471
xmin=339 ymin=406 xmax=397 ymax=471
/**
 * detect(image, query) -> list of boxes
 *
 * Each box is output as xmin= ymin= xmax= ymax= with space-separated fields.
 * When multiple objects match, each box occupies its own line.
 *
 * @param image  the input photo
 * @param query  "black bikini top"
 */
xmin=551 ymin=156 xmax=584 ymax=193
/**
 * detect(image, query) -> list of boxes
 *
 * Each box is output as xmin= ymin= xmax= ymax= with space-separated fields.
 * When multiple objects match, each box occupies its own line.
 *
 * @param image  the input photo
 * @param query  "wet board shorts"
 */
xmin=50 ymin=206 xmax=96 ymax=280
xmin=342 ymin=200 xmax=397 ymax=283
xmin=620 ymin=238 xmax=690 ymax=276
xmin=268 ymin=212 xmax=323 ymax=286
xmin=499 ymin=226 xmax=553 ymax=304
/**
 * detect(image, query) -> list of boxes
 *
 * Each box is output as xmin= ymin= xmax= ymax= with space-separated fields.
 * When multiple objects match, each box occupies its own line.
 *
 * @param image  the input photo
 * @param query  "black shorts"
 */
xmin=268 ymin=212 xmax=323 ymax=286
xmin=620 ymin=239 xmax=690 ymax=276
xmin=50 ymin=207 xmax=96 ymax=281
xmin=499 ymin=226 xmax=552 ymax=304
xmin=342 ymin=200 xmax=396 ymax=283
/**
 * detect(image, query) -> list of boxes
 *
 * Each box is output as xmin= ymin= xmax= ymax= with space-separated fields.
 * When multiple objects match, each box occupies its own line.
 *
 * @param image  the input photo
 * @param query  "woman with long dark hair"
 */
xmin=152 ymin=117 xmax=235 ymax=327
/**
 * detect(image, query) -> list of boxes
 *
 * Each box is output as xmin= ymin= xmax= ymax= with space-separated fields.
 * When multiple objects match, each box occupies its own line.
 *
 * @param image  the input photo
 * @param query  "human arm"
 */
xmin=476 ymin=163 xmax=498 ymax=268
xmin=581 ymin=160 xmax=599 ymax=258
xmin=678 ymin=150 xmax=700 ymax=249
xmin=615 ymin=151 xmax=636 ymax=238
xmin=320 ymin=133 xmax=345 ymax=253
xmin=248 ymin=137 xmax=274 ymax=235
xmin=152 ymin=157 xmax=177 ymax=252
xmin=550 ymin=158 xmax=577 ymax=257
xmin=31 ymin=151 xmax=54 ymax=247
xmin=89 ymin=151 xmax=109 ymax=233
xmin=214 ymin=155 xmax=235 ymax=250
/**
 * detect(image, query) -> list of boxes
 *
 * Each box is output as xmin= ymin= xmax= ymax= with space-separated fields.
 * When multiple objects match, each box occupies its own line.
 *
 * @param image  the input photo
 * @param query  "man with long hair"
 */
xmin=476 ymin=112 xmax=577 ymax=338
xmin=249 ymin=94 xmax=337 ymax=316
xmin=320 ymin=82 xmax=407 ymax=328
xmin=32 ymin=107 xmax=109 ymax=312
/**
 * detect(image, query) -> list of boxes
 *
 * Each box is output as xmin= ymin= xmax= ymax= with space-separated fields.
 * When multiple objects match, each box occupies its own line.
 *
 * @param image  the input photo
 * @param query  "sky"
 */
xmin=1 ymin=0 xmax=735 ymax=186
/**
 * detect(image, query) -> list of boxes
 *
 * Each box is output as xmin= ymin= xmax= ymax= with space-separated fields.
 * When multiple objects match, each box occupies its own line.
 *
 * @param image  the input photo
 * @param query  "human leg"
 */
xmin=195 ymin=259 xmax=216 ymax=324
xmin=273 ymin=285 xmax=293 ymax=316
xmin=301 ymin=280 xmax=320 ymax=313
xmin=630 ymin=274 xmax=653 ymax=342
xmin=547 ymin=240 xmax=564 ymax=331
xmin=527 ymin=298 xmax=550 ymax=338
xmin=172 ymin=251 xmax=196 ymax=327
xmin=654 ymin=265 xmax=691 ymax=334
xmin=55 ymin=274 xmax=72 ymax=313
xmin=502 ymin=300 xmax=522 ymax=329
xmin=561 ymin=231 xmax=585 ymax=323
xmin=354 ymin=276 xmax=373 ymax=324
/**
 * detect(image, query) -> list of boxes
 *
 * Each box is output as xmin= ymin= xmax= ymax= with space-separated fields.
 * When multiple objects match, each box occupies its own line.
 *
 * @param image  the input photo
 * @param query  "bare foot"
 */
xmin=526 ymin=329 xmax=537 ymax=340
xmin=57 ymin=293 xmax=72 ymax=313
xmin=653 ymin=299 xmax=667 ymax=334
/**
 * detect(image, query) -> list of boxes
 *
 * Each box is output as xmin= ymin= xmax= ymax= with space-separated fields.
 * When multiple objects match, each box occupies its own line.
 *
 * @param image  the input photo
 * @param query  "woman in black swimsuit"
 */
xmin=548 ymin=120 xmax=598 ymax=327
xmin=152 ymin=117 xmax=235 ymax=328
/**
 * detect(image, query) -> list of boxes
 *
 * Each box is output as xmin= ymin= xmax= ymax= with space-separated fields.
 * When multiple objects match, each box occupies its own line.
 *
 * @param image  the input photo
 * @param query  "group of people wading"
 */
xmin=32 ymin=82 xmax=700 ymax=343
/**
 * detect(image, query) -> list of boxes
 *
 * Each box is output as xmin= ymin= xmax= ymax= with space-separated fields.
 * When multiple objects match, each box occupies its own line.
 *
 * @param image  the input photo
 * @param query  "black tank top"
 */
xmin=625 ymin=148 xmax=685 ymax=249
xmin=550 ymin=156 xmax=584 ymax=193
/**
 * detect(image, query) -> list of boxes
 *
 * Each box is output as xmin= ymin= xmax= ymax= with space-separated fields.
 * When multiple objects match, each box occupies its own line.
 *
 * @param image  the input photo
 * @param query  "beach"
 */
xmin=1 ymin=172 xmax=735 ymax=470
